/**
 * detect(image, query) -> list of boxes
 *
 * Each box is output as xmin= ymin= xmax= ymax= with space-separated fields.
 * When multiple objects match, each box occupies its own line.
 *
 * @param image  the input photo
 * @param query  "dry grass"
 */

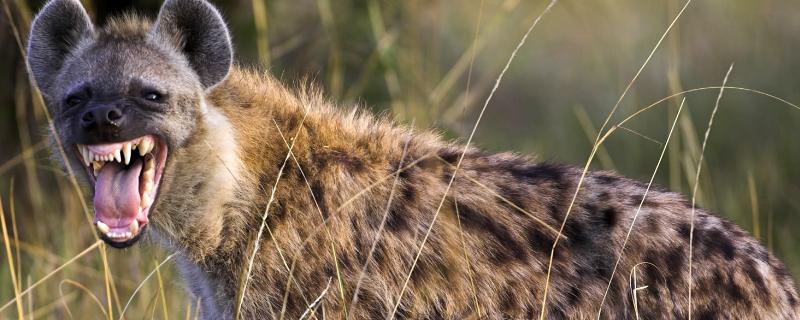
xmin=2 ymin=0 xmax=800 ymax=318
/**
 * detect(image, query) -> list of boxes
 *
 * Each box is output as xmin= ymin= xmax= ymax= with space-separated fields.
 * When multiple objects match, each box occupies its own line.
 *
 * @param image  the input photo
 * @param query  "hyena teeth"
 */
xmin=144 ymin=156 xmax=155 ymax=172
xmin=95 ymin=221 xmax=110 ymax=234
xmin=139 ymin=138 xmax=153 ymax=156
xmin=123 ymin=143 xmax=132 ymax=165
xmin=92 ymin=161 xmax=104 ymax=176
xmin=113 ymin=149 xmax=122 ymax=163
xmin=141 ymin=191 xmax=152 ymax=209
xmin=79 ymin=145 xmax=91 ymax=166
xmin=129 ymin=220 xmax=139 ymax=234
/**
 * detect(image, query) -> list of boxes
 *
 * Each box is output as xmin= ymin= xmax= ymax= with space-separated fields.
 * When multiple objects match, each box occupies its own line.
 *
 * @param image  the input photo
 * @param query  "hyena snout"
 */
xmin=80 ymin=104 xmax=126 ymax=136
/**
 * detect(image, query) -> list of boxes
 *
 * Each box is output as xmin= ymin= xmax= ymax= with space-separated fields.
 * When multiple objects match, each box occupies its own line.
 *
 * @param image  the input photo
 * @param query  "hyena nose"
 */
xmin=80 ymin=105 xmax=126 ymax=133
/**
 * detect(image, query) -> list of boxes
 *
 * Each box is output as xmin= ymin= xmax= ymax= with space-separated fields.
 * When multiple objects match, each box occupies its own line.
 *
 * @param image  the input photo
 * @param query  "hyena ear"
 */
xmin=151 ymin=0 xmax=233 ymax=89
xmin=27 ymin=0 xmax=94 ymax=92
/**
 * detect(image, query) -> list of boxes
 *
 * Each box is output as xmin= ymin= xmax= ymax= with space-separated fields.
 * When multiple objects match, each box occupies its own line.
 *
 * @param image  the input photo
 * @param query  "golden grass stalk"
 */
xmin=119 ymin=252 xmax=177 ymax=320
xmin=251 ymin=0 xmax=271 ymax=67
xmin=1 ymin=195 xmax=25 ymax=319
xmin=155 ymin=259 xmax=170 ymax=320
xmin=389 ymin=0 xmax=560 ymax=317
xmin=0 ymin=240 xmax=102 ymax=313
xmin=597 ymin=97 xmax=686 ymax=315
xmin=235 ymin=105 xmax=324 ymax=319
xmin=748 ymin=172 xmax=761 ymax=240
xmin=538 ymin=1 xmax=692 ymax=316
xmin=59 ymin=279 xmax=109 ymax=319
xmin=688 ymin=64 xmax=733 ymax=319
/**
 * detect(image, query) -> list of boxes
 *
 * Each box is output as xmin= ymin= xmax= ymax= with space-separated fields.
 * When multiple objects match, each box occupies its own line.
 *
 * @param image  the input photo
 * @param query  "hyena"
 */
xmin=26 ymin=0 xmax=798 ymax=318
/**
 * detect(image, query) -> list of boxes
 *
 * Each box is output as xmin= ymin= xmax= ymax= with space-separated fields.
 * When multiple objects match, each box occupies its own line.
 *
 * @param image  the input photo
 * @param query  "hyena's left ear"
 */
xmin=151 ymin=0 xmax=233 ymax=89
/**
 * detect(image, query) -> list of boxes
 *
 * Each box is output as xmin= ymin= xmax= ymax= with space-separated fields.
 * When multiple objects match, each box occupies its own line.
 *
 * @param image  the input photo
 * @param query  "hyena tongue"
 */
xmin=94 ymin=158 xmax=144 ymax=227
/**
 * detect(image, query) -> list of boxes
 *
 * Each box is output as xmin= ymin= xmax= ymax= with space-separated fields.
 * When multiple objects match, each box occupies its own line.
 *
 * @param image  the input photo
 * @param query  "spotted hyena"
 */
xmin=26 ymin=0 xmax=798 ymax=318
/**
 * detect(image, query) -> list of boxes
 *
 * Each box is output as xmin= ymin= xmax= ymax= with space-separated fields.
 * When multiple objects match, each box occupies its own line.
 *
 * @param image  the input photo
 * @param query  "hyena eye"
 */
xmin=144 ymin=92 xmax=161 ymax=101
xmin=65 ymin=95 xmax=84 ymax=108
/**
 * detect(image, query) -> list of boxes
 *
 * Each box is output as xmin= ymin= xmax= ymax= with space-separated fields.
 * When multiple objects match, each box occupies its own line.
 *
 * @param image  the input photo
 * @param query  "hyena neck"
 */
xmin=153 ymin=97 xmax=244 ymax=262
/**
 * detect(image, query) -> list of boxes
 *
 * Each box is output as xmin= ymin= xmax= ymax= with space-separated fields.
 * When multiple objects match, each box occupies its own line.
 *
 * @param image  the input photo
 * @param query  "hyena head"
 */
xmin=27 ymin=0 xmax=233 ymax=249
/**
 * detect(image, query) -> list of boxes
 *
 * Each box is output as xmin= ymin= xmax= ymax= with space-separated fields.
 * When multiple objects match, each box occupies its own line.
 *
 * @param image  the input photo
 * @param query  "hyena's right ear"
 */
xmin=27 ymin=0 xmax=94 ymax=93
xmin=151 ymin=0 xmax=233 ymax=89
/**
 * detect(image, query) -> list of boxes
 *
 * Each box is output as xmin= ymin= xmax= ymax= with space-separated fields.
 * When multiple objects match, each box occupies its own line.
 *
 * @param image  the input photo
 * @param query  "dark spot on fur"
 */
xmin=441 ymin=169 xmax=454 ymax=184
xmin=701 ymin=229 xmax=737 ymax=260
xmin=630 ymin=194 xmax=644 ymax=205
xmin=509 ymin=163 xmax=567 ymax=185
xmin=499 ymin=286 xmax=515 ymax=311
xmin=664 ymin=246 xmax=685 ymax=278
xmin=695 ymin=309 xmax=716 ymax=320
xmin=318 ymin=148 xmax=366 ymax=172
xmin=729 ymin=283 xmax=747 ymax=304
xmin=310 ymin=182 xmax=328 ymax=219
xmin=337 ymin=253 xmax=352 ymax=271
xmin=525 ymin=226 xmax=554 ymax=255
xmin=677 ymin=223 xmax=691 ymax=239
xmin=546 ymin=305 xmax=567 ymax=319
xmin=601 ymin=207 xmax=618 ymax=228
xmin=497 ymin=183 xmax=527 ymax=209
xmin=385 ymin=202 xmax=411 ymax=233
xmin=563 ymin=220 xmax=589 ymax=250
xmin=566 ymin=286 xmax=582 ymax=307
xmin=455 ymin=202 xmax=527 ymax=263
xmin=596 ymin=174 xmax=620 ymax=185
xmin=437 ymin=148 xmax=461 ymax=164
xmin=400 ymin=183 xmax=417 ymax=205
xmin=645 ymin=215 xmax=661 ymax=233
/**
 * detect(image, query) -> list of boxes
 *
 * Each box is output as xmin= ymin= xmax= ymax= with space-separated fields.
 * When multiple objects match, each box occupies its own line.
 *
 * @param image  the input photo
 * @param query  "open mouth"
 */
xmin=74 ymin=135 xmax=168 ymax=248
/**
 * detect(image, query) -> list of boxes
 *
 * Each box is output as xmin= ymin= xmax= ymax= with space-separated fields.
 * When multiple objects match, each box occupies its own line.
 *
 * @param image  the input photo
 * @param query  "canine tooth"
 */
xmin=123 ymin=143 xmax=132 ymax=165
xmin=129 ymin=220 xmax=139 ymax=234
xmin=78 ymin=145 xmax=89 ymax=166
xmin=114 ymin=149 xmax=122 ymax=163
xmin=96 ymin=221 xmax=110 ymax=234
xmin=139 ymin=138 xmax=153 ymax=156
xmin=84 ymin=147 xmax=92 ymax=166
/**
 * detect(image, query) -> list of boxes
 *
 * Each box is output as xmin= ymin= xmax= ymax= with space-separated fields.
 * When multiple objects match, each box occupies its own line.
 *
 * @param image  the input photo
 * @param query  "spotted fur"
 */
xmin=28 ymin=0 xmax=799 ymax=319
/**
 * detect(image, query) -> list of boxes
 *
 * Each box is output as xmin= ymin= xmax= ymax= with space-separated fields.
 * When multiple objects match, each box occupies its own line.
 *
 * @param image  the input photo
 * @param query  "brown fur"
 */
xmin=154 ymin=67 xmax=798 ymax=319
xmin=29 ymin=3 xmax=799 ymax=319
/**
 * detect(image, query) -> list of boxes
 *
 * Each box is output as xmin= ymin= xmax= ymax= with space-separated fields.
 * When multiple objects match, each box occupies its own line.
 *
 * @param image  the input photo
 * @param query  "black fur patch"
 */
xmin=677 ymin=223 xmax=691 ymax=239
xmin=455 ymin=202 xmax=527 ymax=264
xmin=310 ymin=181 xmax=328 ymax=219
xmin=601 ymin=207 xmax=618 ymax=228
xmin=437 ymin=148 xmax=458 ymax=164
xmin=663 ymin=246 xmax=685 ymax=278
xmin=701 ymin=228 xmax=737 ymax=260
xmin=509 ymin=163 xmax=567 ymax=185
xmin=595 ymin=174 xmax=620 ymax=185
xmin=524 ymin=226 xmax=554 ymax=255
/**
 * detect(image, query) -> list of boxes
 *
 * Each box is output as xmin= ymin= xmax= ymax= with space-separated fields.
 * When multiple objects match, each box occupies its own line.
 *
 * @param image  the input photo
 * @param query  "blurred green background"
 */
xmin=1 ymin=0 xmax=799 ymax=318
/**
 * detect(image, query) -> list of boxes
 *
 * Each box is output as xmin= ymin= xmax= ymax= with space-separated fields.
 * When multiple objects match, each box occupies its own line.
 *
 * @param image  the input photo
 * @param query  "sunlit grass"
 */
xmin=2 ymin=0 xmax=800 ymax=318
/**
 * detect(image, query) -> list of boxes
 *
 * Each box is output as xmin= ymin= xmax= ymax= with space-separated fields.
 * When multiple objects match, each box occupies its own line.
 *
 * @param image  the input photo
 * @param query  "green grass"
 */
xmin=1 ymin=0 xmax=800 ymax=318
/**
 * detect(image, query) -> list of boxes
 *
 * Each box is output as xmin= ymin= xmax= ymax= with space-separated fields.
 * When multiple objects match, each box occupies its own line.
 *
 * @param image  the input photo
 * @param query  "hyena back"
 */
xmin=26 ymin=0 xmax=798 ymax=318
